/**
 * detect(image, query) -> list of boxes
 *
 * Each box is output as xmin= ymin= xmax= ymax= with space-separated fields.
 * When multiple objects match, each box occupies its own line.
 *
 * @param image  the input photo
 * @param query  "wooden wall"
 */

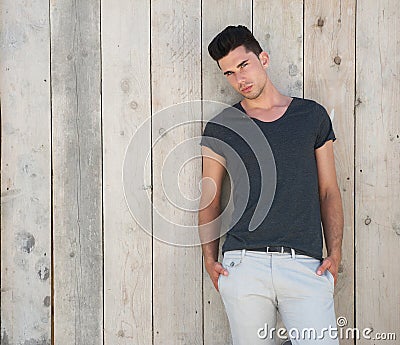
xmin=1 ymin=0 xmax=399 ymax=344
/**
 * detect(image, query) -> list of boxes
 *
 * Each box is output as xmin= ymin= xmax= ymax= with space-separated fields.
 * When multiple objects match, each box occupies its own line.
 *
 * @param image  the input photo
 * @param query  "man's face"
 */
xmin=218 ymin=45 xmax=269 ymax=100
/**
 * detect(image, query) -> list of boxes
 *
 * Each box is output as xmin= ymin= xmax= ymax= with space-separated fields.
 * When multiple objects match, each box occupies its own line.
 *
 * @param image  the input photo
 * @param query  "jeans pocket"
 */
xmin=293 ymin=255 xmax=321 ymax=275
xmin=222 ymin=253 xmax=243 ymax=270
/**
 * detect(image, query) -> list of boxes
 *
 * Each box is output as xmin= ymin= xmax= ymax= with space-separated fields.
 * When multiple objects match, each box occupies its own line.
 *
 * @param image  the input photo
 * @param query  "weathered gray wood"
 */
xmin=102 ymin=0 xmax=152 ymax=344
xmin=0 ymin=1 xmax=52 ymax=344
xmin=254 ymin=0 xmax=304 ymax=98
xmin=201 ymin=2 xmax=252 ymax=344
xmin=355 ymin=1 xmax=400 ymax=343
xmin=50 ymin=0 xmax=103 ymax=343
xmin=151 ymin=0 xmax=203 ymax=343
xmin=3 ymin=2 xmax=400 ymax=344
xmin=253 ymin=1 xmax=304 ymax=338
xmin=304 ymin=2 xmax=356 ymax=343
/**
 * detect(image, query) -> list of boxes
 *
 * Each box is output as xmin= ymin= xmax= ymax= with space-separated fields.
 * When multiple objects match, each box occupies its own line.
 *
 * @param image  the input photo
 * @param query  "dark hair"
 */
xmin=208 ymin=25 xmax=263 ymax=64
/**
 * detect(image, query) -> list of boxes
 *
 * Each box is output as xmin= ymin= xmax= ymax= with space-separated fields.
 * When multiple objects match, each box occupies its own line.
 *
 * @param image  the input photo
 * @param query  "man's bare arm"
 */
xmin=198 ymin=146 xmax=228 ymax=291
xmin=315 ymin=140 xmax=344 ymax=285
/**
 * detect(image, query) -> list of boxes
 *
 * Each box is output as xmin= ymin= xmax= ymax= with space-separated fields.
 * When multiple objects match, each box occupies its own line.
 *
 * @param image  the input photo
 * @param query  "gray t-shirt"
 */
xmin=199 ymin=97 xmax=336 ymax=260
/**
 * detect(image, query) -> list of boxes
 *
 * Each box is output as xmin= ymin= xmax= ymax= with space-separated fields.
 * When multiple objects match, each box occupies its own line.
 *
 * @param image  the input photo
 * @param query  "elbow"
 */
xmin=198 ymin=196 xmax=220 ymax=216
xmin=199 ymin=202 xmax=220 ymax=214
xmin=319 ymin=185 xmax=341 ymax=202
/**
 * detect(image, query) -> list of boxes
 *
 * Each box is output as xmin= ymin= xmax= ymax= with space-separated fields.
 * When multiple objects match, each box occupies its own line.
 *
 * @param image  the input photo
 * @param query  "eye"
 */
xmin=241 ymin=62 xmax=248 ymax=68
xmin=225 ymin=71 xmax=233 ymax=76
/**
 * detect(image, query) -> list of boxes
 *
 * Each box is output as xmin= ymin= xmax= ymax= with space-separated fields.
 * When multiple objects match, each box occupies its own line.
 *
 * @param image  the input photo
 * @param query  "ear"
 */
xmin=259 ymin=51 xmax=270 ymax=68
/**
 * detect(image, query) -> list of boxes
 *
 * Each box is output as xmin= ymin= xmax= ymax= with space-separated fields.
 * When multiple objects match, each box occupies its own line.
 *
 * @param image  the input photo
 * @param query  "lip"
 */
xmin=241 ymin=85 xmax=253 ymax=93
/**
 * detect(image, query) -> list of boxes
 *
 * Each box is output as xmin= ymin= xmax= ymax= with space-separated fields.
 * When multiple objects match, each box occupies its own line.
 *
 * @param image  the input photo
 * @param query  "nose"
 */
xmin=235 ymin=71 xmax=245 ymax=84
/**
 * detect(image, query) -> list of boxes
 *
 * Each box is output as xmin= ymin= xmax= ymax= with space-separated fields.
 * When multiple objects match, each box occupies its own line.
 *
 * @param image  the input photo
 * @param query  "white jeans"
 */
xmin=218 ymin=250 xmax=338 ymax=345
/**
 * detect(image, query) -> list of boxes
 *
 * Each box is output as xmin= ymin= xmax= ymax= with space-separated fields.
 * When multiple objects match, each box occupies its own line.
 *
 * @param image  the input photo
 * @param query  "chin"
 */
xmin=243 ymin=93 xmax=258 ymax=100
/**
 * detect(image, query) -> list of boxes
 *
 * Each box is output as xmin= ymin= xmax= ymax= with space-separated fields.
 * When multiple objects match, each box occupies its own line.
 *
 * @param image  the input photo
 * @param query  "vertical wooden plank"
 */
xmin=102 ymin=0 xmax=152 ymax=344
xmin=254 ymin=0 xmax=304 ymax=98
xmin=304 ymin=1 xmax=355 ymax=342
xmin=253 ymin=0 xmax=304 ymax=338
xmin=202 ymin=1 xmax=252 ymax=106
xmin=356 ymin=1 xmax=400 ymax=343
xmin=151 ymin=0 xmax=202 ymax=343
xmin=201 ymin=2 xmax=251 ymax=344
xmin=0 ymin=1 xmax=51 ymax=344
xmin=50 ymin=0 xmax=103 ymax=343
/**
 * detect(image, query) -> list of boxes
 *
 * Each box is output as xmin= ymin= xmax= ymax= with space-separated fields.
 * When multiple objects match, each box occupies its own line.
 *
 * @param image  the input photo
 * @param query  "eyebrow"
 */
xmin=223 ymin=59 xmax=249 ymax=75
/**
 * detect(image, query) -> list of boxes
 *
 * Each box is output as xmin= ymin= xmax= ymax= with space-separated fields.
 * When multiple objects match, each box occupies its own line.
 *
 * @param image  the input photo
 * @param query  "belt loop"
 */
xmin=291 ymin=248 xmax=296 ymax=259
xmin=241 ymin=249 xmax=246 ymax=259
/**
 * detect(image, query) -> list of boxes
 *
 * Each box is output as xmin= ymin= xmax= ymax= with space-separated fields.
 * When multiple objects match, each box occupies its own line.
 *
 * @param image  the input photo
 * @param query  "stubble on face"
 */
xmin=241 ymin=82 xmax=265 ymax=100
xmin=219 ymin=46 xmax=268 ymax=101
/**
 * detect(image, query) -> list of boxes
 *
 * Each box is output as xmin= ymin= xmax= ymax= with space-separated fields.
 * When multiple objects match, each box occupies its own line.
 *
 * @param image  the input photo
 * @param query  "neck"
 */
xmin=241 ymin=78 xmax=288 ymax=111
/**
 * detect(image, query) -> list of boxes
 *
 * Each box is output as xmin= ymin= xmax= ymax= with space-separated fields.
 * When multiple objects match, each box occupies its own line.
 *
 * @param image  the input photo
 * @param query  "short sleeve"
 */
xmin=199 ymin=120 xmax=225 ymax=157
xmin=314 ymin=104 xmax=336 ymax=149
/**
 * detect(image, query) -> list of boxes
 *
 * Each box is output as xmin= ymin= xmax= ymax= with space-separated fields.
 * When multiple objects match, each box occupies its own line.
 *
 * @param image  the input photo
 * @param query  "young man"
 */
xmin=198 ymin=26 xmax=344 ymax=344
